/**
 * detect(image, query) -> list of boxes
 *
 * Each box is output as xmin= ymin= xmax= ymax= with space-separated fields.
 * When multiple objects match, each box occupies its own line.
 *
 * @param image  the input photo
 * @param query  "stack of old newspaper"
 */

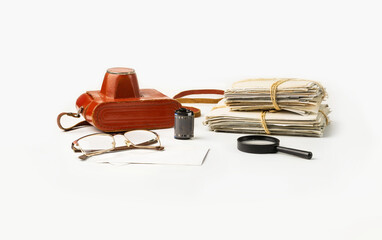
xmin=204 ymin=78 xmax=330 ymax=137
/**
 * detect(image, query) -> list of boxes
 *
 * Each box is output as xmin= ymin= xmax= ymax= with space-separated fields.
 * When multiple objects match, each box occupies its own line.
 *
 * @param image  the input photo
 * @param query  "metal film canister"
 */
xmin=174 ymin=108 xmax=194 ymax=139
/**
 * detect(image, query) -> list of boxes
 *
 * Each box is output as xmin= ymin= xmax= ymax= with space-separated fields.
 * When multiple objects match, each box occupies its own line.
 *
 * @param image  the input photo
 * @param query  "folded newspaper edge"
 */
xmin=204 ymin=100 xmax=330 ymax=137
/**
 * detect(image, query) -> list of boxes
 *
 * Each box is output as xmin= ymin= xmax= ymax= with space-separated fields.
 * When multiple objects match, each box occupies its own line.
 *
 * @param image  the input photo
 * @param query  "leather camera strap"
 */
xmin=173 ymin=89 xmax=224 ymax=117
xmin=57 ymin=107 xmax=90 ymax=131
xmin=173 ymin=89 xmax=224 ymax=103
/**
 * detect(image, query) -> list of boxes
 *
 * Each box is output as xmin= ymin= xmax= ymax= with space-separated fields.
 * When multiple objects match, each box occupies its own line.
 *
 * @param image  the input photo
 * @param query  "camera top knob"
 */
xmin=101 ymin=67 xmax=140 ymax=99
xmin=107 ymin=67 xmax=135 ymax=75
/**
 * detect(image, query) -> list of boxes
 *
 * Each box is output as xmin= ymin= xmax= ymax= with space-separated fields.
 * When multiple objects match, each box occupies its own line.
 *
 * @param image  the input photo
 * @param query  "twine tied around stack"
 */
xmin=270 ymin=79 xmax=291 ymax=111
xmin=260 ymin=110 xmax=271 ymax=135
xmin=261 ymin=79 xmax=328 ymax=135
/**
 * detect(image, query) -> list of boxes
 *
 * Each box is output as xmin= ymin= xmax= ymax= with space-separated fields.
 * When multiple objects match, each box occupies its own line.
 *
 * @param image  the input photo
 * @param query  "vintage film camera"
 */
xmin=74 ymin=67 xmax=182 ymax=132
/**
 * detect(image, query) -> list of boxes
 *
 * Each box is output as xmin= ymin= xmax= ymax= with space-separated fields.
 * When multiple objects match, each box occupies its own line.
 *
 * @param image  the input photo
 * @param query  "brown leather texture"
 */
xmin=77 ymin=89 xmax=181 ymax=132
xmin=75 ymin=68 xmax=181 ymax=132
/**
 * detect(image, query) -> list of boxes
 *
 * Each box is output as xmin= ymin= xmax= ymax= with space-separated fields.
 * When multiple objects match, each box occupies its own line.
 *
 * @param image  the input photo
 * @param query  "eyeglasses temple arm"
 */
xmin=72 ymin=142 xmax=81 ymax=152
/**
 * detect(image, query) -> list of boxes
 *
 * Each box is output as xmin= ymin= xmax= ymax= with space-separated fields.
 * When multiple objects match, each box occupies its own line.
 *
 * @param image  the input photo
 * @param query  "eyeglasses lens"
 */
xmin=77 ymin=134 xmax=115 ymax=154
xmin=124 ymin=130 xmax=159 ymax=146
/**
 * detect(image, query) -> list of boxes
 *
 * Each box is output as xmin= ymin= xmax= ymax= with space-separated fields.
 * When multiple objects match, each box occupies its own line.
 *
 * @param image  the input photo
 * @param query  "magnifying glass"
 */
xmin=237 ymin=135 xmax=313 ymax=159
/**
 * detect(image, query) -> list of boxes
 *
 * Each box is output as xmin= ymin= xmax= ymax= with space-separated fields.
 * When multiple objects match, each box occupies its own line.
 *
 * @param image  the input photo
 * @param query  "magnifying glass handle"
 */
xmin=276 ymin=146 xmax=313 ymax=159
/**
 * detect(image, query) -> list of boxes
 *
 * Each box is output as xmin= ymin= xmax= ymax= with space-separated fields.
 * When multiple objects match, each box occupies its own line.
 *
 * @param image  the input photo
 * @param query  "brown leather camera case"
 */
xmin=76 ymin=67 xmax=181 ymax=132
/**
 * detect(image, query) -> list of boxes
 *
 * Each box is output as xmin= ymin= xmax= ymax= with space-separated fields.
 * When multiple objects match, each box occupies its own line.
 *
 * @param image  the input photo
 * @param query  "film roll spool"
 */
xmin=174 ymin=108 xmax=194 ymax=139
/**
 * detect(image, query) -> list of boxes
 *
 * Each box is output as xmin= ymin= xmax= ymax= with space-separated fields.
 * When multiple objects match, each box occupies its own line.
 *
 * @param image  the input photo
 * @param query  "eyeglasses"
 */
xmin=71 ymin=130 xmax=164 ymax=160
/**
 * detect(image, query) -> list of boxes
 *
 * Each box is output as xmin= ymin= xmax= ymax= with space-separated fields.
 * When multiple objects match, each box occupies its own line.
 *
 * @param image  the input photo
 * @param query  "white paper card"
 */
xmin=88 ymin=141 xmax=210 ymax=166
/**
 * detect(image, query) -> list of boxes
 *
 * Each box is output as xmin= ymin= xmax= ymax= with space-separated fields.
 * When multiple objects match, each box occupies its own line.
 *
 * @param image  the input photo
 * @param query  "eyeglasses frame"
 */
xmin=71 ymin=130 xmax=164 ymax=160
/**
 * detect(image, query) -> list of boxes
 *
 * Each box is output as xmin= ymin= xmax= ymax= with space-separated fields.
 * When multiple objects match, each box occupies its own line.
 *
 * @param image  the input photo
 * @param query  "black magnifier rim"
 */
xmin=237 ymin=135 xmax=280 ymax=154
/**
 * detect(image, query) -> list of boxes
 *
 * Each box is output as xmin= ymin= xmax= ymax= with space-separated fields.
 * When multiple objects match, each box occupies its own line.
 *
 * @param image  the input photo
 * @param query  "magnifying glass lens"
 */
xmin=237 ymin=135 xmax=279 ymax=154
xmin=242 ymin=139 xmax=275 ymax=145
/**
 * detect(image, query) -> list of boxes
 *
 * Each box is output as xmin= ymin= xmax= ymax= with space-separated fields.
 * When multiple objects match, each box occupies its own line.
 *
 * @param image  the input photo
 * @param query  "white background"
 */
xmin=1 ymin=0 xmax=381 ymax=239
